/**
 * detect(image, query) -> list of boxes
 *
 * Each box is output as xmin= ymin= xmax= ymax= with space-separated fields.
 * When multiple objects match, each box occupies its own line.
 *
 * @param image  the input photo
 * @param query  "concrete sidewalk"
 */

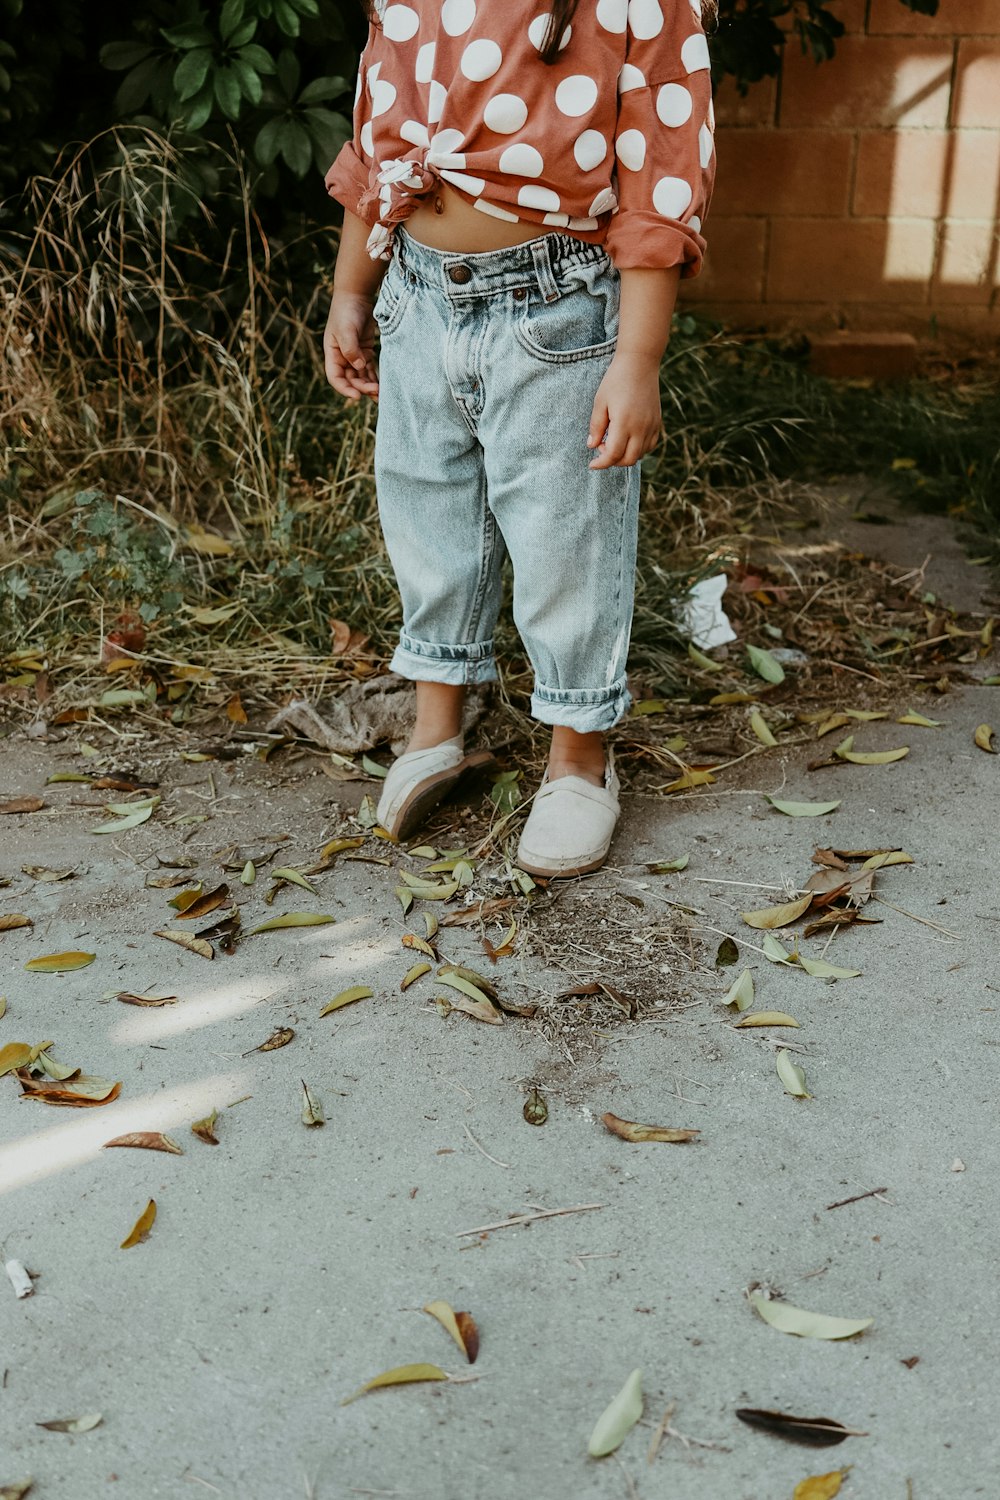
xmin=1 ymin=508 xmax=998 ymax=1500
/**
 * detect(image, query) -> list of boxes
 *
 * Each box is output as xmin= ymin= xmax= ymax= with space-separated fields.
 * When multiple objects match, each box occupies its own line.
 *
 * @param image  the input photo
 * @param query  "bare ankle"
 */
xmin=547 ymin=727 xmax=606 ymax=786
xmin=406 ymin=681 xmax=467 ymax=752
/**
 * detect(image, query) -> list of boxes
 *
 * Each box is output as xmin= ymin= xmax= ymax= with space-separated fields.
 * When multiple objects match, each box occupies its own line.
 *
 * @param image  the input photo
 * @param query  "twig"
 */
xmin=647 ymin=1402 xmax=675 ymax=1465
xmin=826 ymin=1186 xmax=890 ymax=1211
xmin=182 ymin=1477 xmax=223 ymax=1494
xmin=614 ymin=1457 xmax=640 ymax=1500
xmin=872 ymin=894 xmax=961 ymax=939
xmin=462 ymin=1124 xmax=511 ymax=1169
xmin=456 ymin=1203 xmax=604 ymax=1237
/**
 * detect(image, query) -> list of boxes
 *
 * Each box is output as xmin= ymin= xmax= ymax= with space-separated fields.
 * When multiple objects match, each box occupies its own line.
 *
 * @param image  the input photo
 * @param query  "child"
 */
xmin=324 ymin=0 xmax=716 ymax=876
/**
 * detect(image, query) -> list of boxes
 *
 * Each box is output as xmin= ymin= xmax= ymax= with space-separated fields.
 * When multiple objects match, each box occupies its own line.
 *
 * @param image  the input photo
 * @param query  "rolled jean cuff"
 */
xmin=390 ymin=632 xmax=499 ymax=686
xmin=531 ymin=676 xmax=632 ymax=733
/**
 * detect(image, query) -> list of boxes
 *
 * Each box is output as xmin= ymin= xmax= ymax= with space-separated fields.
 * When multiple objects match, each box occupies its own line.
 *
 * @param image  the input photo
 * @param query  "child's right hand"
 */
xmin=324 ymin=291 xmax=380 ymax=402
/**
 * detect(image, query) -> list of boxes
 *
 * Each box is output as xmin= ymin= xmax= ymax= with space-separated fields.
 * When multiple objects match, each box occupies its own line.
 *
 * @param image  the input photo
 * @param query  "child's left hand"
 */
xmin=587 ymin=352 xmax=663 ymax=470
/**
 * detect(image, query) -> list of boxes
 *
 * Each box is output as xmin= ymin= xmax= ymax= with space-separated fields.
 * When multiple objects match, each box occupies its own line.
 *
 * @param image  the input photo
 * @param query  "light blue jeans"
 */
xmin=372 ymin=227 xmax=641 ymax=733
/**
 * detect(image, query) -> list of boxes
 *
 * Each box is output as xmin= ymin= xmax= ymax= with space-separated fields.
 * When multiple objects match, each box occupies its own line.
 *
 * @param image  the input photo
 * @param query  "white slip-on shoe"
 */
xmin=376 ymin=735 xmax=495 ymax=840
xmin=516 ymin=756 xmax=621 ymax=878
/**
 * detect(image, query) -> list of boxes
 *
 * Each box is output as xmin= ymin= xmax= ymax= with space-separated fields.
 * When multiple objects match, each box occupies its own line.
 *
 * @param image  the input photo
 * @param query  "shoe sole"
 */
xmin=387 ymin=749 xmax=496 ymax=841
xmin=516 ymin=850 xmax=610 ymax=879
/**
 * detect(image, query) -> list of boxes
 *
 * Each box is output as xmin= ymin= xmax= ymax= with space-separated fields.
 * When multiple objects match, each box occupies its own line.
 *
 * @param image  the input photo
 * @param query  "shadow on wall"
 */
xmin=685 ymin=15 xmax=1000 ymax=333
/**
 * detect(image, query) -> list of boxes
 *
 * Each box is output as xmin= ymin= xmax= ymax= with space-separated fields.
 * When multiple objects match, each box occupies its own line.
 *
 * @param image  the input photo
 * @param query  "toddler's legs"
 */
xmin=407 ymin=682 xmax=466 ymax=752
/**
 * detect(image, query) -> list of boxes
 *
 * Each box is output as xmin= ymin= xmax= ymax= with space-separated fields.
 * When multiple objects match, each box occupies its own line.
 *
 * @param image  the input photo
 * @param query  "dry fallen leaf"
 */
xmin=523 ymin=1087 xmax=548 ymax=1126
xmin=798 ymin=956 xmax=862 ymax=980
xmin=0 ymin=1043 xmax=33 ymax=1079
xmin=776 ymin=1050 xmax=811 ymax=1098
xmin=588 ymin=1368 xmax=644 ymax=1458
xmin=0 ymin=1480 xmax=33 ymax=1498
xmin=252 ymin=1027 xmax=295 ymax=1053
xmin=602 ymin=1112 xmax=699 ymax=1144
xmin=839 ymin=746 xmax=909 ymax=765
xmin=320 ymin=986 xmax=374 ymax=1016
xmin=23 ymin=951 xmax=95 ymax=973
xmin=301 ymin=1080 xmax=325 ymax=1126
xmin=120 ymin=1198 xmax=157 ymax=1249
xmin=794 ymin=1471 xmax=848 ymax=1500
xmin=735 ymin=1012 xmax=800 ymax=1028
xmin=438 ymin=991 xmax=503 ymax=1025
xmin=0 ymin=915 xmax=33 ymax=933
xmin=340 ymin=1363 xmax=448 ymax=1406
xmin=750 ymin=710 xmax=778 ymax=747
xmin=191 ymin=1108 xmax=220 ymax=1145
xmin=974 ymin=723 xmax=997 ymax=753
xmin=663 ymin=767 xmax=717 ymax=793
xmin=0 ymin=797 xmax=45 ymax=815
xmin=423 ymin=1300 xmax=480 ymax=1363
xmin=722 ymin=970 xmax=754 ymax=1011
xmin=402 ymin=933 xmax=437 ymax=958
xmin=735 ymin=1408 xmax=863 ymax=1447
xmin=35 ymin=1413 xmax=103 ymax=1434
xmin=742 ymin=895 xmax=813 ymax=930
xmin=115 ymin=991 xmax=178 ymax=1007
xmin=766 ymin=797 xmax=841 ymax=818
xmin=249 ymin=912 xmax=336 ymax=933
xmin=103 ymin=1132 xmax=183 ymax=1155
xmin=153 ymin=929 xmax=214 ymax=960
xmin=16 ymin=1071 xmax=123 ymax=1107
xmin=401 ymin=963 xmax=431 ymax=991
xmin=175 ymin=883 xmax=230 ymax=921
xmin=750 ymin=1291 xmax=872 ymax=1340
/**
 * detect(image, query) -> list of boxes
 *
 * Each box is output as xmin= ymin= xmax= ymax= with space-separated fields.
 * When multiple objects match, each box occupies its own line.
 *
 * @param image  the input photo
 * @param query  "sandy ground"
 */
xmin=1 ymin=493 xmax=998 ymax=1500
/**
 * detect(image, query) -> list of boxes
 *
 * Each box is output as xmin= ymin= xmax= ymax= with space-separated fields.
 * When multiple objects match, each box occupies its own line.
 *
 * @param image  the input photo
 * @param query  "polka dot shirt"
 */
xmin=325 ymin=0 xmax=715 ymax=274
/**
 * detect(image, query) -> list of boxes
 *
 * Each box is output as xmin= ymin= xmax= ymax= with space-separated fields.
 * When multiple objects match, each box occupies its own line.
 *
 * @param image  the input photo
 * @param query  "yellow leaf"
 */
xmin=839 ymin=747 xmax=909 ymax=765
xmin=974 ymin=723 xmax=997 ymax=753
xmin=226 ymin=693 xmax=248 ymax=725
xmin=897 ymin=711 xmax=942 ymax=727
xmin=750 ymin=1291 xmax=872 ymax=1340
xmin=340 ymin=1363 xmax=448 ymax=1406
xmin=319 ymin=986 xmax=374 ymax=1016
xmin=24 ymin=951 xmax=95 ymax=973
xmin=249 ymin=912 xmax=336 ymax=933
xmin=861 ymin=849 xmax=913 ymax=869
xmin=766 ymin=797 xmax=841 ymax=817
xmin=423 ymin=1300 xmax=470 ymax=1358
xmin=663 ymin=768 xmax=717 ymax=793
xmin=320 ymin=836 xmax=365 ymax=860
xmin=0 ymin=914 xmax=32 ymax=932
xmin=401 ymin=962 xmax=431 ymax=991
xmin=735 ymin=1012 xmax=800 ymax=1028
xmin=120 ymin=1198 xmax=157 ymax=1249
xmin=794 ymin=1473 xmax=847 ymax=1500
xmin=183 ymin=525 xmax=235 ymax=556
xmin=776 ymin=1049 xmax=811 ymax=1097
xmin=750 ymin=710 xmax=778 ymax=747
xmin=184 ymin=602 xmax=241 ymax=624
xmin=742 ymin=894 xmax=812 ymax=930
xmin=0 ymin=1043 xmax=33 ymax=1078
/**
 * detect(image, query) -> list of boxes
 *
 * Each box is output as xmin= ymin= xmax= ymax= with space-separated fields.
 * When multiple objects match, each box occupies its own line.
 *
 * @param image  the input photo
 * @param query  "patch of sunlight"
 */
xmin=0 ymin=1072 xmax=245 ymax=1197
xmin=111 ymin=978 xmax=293 ymax=1044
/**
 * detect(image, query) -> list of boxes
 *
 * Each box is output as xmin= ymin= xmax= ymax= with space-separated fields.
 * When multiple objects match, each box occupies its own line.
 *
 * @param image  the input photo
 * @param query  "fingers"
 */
xmin=325 ymin=338 xmax=380 ymax=402
xmin=588 ymin=421 xmax=660 ymax=471
xmin=587 ymin=394 xmax=610 ymax=452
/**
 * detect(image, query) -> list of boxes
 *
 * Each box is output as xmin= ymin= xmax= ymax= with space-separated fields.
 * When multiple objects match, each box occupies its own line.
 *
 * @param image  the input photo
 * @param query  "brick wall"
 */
xmin=684 ymin=0 xmax=1000 ymax=337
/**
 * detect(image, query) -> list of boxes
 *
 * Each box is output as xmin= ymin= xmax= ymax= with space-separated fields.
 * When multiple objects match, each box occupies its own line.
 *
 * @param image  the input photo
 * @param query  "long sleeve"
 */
xmin=605 ymin=5 xmax=715 ymax=274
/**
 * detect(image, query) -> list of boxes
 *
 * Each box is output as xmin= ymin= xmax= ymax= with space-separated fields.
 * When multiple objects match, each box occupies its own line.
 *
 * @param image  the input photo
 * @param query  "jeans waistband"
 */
xmin=394 ymin=226 xmax=609 ymax=303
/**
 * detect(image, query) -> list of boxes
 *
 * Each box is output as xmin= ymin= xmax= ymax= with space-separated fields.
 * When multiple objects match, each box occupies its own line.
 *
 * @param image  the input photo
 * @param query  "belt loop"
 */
xmin=530 ymin=237 xmax=560 ymax=304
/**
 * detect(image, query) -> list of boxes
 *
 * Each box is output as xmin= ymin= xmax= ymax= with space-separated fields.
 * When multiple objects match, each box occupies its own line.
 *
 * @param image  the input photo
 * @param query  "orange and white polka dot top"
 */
xmin=325 ymin=0 xmax=715 ymax=274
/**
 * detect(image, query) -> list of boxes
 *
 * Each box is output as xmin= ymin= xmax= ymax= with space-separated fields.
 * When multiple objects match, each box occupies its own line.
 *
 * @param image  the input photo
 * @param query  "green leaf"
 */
xmin=254 ymin=116 xmax=284 ymax=166
xmin=213 ymin=64 xmax=244 ymax=118
xmin=762 ymin=933 xmax=796 ymax=965
xmin=227 ymin=18 xmax=258 ymax=48
xmin=587 ymin=1369 xmax=643 ymax=1458
xmin=100 ymin=40 xmax=155 ymax=70
xmin=220 ymin=0 xmax=247 ymax=40
xmin=174 ymin=48 xmax=212 ymax=100
xmin=688 ymin=643 xmax=725 ymax=673
xmin=279 ymin=120 xmax=313 ymax=175
xmin=646 ymin=854 xmax=689 ymax=873
xmin=161 ymin=21 xmax=214 ymax=48
xmin=766 ymin=797 xmax=841 ymax=817
xmin=92 ymin=805 xmax=154 ymax=834
xmin=185 ymin=82 xmax=216 ymax=130
xmin=746 ymin=644 xmax=786 ymax=684
xmin=299 ymin=74 xmax=349 ymax=105
xmin=749 ymin=1292 xmax=872 ymax=1341
xmin=229 ymin=55 xmax=264 ymax=105
xmin=249 ymin=912 xmax=336 ymax=933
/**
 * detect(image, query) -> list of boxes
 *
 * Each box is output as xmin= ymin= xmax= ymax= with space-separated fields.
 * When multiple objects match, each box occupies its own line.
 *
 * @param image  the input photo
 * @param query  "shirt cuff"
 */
xmin=325 ymin=142 xmax=377 ymax=227
xmin=605 ymin=215 xmax=707 ymax=278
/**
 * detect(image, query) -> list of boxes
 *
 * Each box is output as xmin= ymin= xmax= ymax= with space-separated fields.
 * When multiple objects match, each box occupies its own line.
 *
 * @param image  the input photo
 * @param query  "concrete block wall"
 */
xmin=684 ymin=0 xmax=1000 ymax=337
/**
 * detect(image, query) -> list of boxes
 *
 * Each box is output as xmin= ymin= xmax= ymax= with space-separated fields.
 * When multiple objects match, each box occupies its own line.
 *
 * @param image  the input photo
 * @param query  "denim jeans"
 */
xmin=372 ymin=227 xmax=641 ymax=733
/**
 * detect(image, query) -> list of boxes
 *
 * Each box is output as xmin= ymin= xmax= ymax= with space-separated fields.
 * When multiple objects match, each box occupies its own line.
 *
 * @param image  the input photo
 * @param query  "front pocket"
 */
xmin=372 ymin=261 xmax=409 ymax=338
xmin=514 ymin=271 xmax=619 ymax=365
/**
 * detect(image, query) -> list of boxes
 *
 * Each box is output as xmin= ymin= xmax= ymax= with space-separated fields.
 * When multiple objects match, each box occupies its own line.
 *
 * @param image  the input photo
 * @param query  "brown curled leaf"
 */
xmin=191 ymin=1108 xmax=219 ymax=1145
xmin=735 ymin=1408 xmax=866 ymax=1447
xmin=103 ymin=1132 xmax=183 ymax=1155
xmin=175 ymin=883 xmax=230 ymax=921
xmin=602 ymin=1112 xmax=700 ymax=1144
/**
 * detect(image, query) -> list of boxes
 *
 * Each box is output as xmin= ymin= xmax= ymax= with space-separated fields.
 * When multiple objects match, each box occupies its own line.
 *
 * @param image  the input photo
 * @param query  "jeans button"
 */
xmin=513 ymin=287 xmax=526 ymax=300
xmin=448 ymin=263 xmax=472 ymax=284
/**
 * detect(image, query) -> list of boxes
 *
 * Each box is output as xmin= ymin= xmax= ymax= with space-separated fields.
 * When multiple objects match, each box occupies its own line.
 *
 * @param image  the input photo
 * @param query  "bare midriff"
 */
xmin=404 ymin=181 xmax=559 ymax=254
